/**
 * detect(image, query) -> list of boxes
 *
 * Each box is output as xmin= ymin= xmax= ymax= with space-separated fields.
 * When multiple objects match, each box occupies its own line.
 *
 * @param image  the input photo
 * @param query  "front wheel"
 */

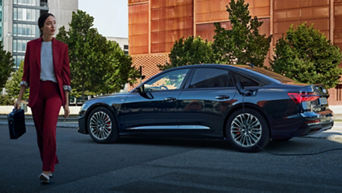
xmin=226 ymin=108 xmax=269 ymax=152
xmin=87 ymin=107 xmax=118 ymax=143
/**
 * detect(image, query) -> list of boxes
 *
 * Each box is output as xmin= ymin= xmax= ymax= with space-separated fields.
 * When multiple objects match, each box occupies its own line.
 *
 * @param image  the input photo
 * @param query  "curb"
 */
xmin=0 ymin=115 xmax=78 ymax=128
xmin=0 ymin=121 xmax=78 ymax=128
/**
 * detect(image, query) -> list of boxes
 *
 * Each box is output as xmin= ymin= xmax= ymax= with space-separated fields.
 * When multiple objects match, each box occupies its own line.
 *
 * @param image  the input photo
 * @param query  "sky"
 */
xmin=78 ymin=0 xmax=128 ymax=38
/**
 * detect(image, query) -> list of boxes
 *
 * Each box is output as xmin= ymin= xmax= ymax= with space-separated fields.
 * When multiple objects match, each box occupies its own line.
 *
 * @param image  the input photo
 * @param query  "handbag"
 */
xmin=8 ymin=108 xmax=26 ymax=139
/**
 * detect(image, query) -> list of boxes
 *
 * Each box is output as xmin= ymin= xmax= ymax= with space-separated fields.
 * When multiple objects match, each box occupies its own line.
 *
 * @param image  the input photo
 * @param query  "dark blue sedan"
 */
xmin=78 ymin=64 xmax=334 ymax=152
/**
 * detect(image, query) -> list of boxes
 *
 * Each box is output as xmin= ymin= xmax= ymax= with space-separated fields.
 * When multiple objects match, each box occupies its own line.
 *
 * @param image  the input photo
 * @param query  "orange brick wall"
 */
xmin=273 ymin=0 xmax=330 ymax=43
xmin=128 ymin=0 xmax=342 ymax=104
xmin=151 ymin=0 xmax=193 ymax=53
xmin=335 ymin=0 xmax=342 ymax=50
xmin=131 ymin=53 xmax=169 ymax=86
xmin=129 ymin=2 xmax=149 ymax=55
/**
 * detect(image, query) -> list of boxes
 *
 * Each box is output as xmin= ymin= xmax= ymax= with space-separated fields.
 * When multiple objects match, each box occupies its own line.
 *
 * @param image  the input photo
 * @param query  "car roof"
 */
xmin=167 ymin=64 xmax=288 ymax=84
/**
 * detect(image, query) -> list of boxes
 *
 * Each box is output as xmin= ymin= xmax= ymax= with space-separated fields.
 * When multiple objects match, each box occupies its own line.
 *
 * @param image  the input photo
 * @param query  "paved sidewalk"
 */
xmin=306 ymin=121 xmax=342 ymax=142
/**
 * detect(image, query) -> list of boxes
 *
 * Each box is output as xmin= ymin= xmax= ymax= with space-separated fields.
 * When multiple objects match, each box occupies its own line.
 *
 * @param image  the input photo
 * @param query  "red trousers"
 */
xmin=31 ymin=81 xmax=62 ymax=172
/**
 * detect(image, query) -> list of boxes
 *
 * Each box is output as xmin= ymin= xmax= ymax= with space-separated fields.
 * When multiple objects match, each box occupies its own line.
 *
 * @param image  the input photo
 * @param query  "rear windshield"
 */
xmin=235 ymin=65 xmax=297 ymax=84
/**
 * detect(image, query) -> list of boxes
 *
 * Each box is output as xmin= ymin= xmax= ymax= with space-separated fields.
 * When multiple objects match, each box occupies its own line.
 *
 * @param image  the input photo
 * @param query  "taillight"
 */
xmin=288 ymin=92 xmax=319 ymax=104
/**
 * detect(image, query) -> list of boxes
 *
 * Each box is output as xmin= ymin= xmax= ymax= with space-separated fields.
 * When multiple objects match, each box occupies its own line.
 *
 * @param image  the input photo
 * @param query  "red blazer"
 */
xmin=22 ymin=38 xmax=71 ymax=107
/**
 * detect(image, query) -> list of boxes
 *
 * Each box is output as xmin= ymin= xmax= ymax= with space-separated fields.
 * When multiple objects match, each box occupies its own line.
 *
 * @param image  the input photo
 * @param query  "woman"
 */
xmin=15 ymin=13 xmax=71 ymax=184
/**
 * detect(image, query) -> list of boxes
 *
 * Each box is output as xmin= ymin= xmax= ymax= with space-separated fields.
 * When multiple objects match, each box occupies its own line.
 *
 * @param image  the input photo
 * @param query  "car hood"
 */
xmin=81 ymin=92 xmax=133 ymax=110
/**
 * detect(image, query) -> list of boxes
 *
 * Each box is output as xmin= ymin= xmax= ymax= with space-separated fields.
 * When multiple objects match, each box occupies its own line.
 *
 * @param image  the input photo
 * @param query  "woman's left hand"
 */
xmin=63 ymin=104 xmax=70 ymax=118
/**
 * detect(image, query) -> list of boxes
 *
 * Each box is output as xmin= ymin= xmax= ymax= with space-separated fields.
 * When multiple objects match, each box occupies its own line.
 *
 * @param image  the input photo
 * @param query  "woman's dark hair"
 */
xmin=38 ymin=13 xmax=55 ymax=37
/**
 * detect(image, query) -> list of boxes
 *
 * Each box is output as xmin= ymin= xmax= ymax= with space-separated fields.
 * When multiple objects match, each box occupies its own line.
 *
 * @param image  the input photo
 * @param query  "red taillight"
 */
xmin=288 ymin=92 xmax=319 ymax=104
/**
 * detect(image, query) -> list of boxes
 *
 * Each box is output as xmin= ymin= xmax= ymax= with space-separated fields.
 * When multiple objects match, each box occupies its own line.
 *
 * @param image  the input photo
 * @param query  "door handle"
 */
xmin=164 ymin=97 xmax=176 ymax=102
xmin=215 ymin=95 xmax=230 ymax=100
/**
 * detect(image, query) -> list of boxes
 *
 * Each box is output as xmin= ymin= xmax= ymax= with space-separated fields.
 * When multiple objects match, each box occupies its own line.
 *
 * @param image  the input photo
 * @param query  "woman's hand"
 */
xmin=15 ymin=85 xmax=27 ymax=109
xmin=14 ymin=99 xmax=21 ymax=110
xmin=63 ymin=104 xmax=70 ymax=118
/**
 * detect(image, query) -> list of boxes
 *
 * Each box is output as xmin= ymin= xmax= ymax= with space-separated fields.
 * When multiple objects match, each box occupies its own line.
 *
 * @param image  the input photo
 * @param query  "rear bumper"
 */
xmin=294 ymin=110 xmax=334 ymax=136
xmin=271 ymin=109 xmax=334 ymax=139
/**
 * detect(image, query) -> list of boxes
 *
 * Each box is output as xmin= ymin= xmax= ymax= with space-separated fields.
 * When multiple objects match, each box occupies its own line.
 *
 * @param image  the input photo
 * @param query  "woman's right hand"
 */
xmin=14 ymin=99 xmax=21 ymax=109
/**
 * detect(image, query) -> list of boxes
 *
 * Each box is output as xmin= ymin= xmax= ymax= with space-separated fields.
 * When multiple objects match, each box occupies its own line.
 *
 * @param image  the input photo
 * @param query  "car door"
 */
xmin=120 ymin=68 xmax=190 ymax=131
xmin=176 ymin=67 xmax=237 ymax=136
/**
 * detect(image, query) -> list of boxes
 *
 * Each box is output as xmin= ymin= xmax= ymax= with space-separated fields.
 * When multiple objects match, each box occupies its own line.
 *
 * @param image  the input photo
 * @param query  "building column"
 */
xmin=330 ymin=0 xmax=334 ymax=43
xmin=3 ymin=0 xmax=13 ymax=52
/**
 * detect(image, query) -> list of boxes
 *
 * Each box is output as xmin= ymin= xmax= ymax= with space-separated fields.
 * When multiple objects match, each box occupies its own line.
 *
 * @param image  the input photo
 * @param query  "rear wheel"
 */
xmin=226 ymin=108 xmax=269 ymax=152
xmin=87 ymin=107 xmax=118 ymax=143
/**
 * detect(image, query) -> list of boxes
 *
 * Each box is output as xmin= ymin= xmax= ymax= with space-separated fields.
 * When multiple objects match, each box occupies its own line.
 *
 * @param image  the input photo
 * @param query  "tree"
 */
xmin=5 ymin=61 xmax=29 ymax=100
xmin=56 ymin=10 xmax=139 ymax=97
xmin=212 ymin=0 xmax=271 ymax=67
xmin=158 ymin=36 xmax=215 ymax=70
xmin=0 ymin=41 xmax=15 ymax=89
xmin=271 ymin=23 xmax=342 ymax=88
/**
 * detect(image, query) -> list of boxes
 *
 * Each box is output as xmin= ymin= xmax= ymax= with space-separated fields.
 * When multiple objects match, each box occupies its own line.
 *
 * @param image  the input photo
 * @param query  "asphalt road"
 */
xmin=1 ymin=124 xmax=342 ymax=193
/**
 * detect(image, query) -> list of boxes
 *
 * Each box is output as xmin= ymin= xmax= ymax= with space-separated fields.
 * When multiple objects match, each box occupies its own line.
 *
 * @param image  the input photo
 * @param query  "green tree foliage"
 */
xmin=158 ymin=36 xmax=215 ymax=70
xmin=0 ymin=41 xmax=15 ymax=89
xmin=5 ymin=61 xmax=29 ymax=100
xmin=56 ymin=10 xmax=139 ymax=96
xmin=212 ymin=0 xmax=271 ymax=67
xmin=271 ymin=23 xmax=342 ymax=88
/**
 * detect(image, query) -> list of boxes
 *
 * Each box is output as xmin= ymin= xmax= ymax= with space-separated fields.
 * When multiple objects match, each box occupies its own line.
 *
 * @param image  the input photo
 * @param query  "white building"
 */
xmin=106 ymin=36 xmax=128 ymax=55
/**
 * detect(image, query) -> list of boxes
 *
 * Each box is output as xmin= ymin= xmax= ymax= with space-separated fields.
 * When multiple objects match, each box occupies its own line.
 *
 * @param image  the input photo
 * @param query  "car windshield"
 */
xmin=235 ymin=65 xmax=301 ymax=84
xmin=144 ymin=69 xmax=189 ymax=90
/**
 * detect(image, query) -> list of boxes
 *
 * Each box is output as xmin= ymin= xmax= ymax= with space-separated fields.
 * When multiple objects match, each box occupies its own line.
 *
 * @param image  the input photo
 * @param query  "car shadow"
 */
xmin=75 ymin=134 xmax=342 ymax=154
xmin=117 ymin=136 xmax=232 ymax=150
xmin=262 ymin=136 xmax=342 ymax=155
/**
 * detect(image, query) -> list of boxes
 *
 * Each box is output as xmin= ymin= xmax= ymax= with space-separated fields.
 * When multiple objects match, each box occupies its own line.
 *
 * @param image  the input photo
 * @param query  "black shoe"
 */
xmin=39 ymin=173 xmax=50 ymax=184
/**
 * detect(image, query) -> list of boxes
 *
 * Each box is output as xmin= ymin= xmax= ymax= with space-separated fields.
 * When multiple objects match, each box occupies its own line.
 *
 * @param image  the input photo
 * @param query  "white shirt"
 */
xmin=40 ymin=41 xmax=57 ymax=82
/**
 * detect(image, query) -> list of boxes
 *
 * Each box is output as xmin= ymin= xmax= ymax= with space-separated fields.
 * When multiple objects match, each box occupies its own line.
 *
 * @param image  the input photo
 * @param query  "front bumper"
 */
xmin=78 ymin=114 xmax=88 ymax=134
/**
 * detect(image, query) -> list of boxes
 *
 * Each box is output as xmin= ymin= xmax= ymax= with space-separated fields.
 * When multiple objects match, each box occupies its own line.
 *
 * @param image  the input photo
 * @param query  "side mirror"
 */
xmin=137 ymin=84 xmax=153 ymax=99
xmin=138 ymin=84 xmax=145 ymax=94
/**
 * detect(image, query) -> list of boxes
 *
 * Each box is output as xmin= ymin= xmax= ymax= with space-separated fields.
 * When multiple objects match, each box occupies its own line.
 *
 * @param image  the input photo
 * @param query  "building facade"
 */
xmin=1 ymin=0 xmax=77 ymax=67
xmin=128 ymin=0 xmax=342 ymax=105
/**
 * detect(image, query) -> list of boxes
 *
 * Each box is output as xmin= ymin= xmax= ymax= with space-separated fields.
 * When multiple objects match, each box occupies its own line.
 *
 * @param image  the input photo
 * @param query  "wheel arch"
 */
xmin=85 ymin=103 xmax=119 ymax=133
xmin=223 ymin=103 xmax=272 ymax=138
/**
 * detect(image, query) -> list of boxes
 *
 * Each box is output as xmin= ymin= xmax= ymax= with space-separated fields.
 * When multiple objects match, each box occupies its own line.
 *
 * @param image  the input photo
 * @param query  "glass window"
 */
xmin=236 ymin=74 xmax=259 ymax=87
xmin=14 ymin=8 xmax=37 ymax=21
xmin=145 ymin=69 xmax=189 ymax=91
xmin=189 ymin=68 xmax=233 ymax=88
xmin=15 ymin=0 xmax=40 ymax=6
xmin=14 ymin=24 xmax=36 ymax=37
xmin=14 ymin=56 xmax=24 ymax=67
xmin=13 ymin=39 xmax=28 ymax=53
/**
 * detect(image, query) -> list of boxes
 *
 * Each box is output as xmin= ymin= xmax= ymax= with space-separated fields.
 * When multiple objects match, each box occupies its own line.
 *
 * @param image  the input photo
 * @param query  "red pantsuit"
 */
xmin=22 ymin=38 xmax=71 ymax=172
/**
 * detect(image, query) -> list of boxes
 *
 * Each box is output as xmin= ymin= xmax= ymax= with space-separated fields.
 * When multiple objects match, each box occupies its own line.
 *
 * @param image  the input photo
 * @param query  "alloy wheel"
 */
xmin=89 ymin=111 xmax=112 ymax=141
xmin=230 ymin=113 xmax=262 ymax=148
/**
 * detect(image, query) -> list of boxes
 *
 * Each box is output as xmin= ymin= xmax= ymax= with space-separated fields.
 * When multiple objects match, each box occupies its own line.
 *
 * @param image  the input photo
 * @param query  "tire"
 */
xmin=87 ymin=106 xmax=118 ymax=143
xmin=226 ymin=108 xmax=270 ymax=152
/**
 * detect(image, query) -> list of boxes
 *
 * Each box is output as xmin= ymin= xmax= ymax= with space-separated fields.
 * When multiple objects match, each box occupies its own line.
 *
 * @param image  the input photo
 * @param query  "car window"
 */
xmin=189 ymin=68 xmax=233 ymax=88
xmin=144 ymin=69 xmax=189 ymax=91
xmin=235 ymin=74 xmax=259 ymax=87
